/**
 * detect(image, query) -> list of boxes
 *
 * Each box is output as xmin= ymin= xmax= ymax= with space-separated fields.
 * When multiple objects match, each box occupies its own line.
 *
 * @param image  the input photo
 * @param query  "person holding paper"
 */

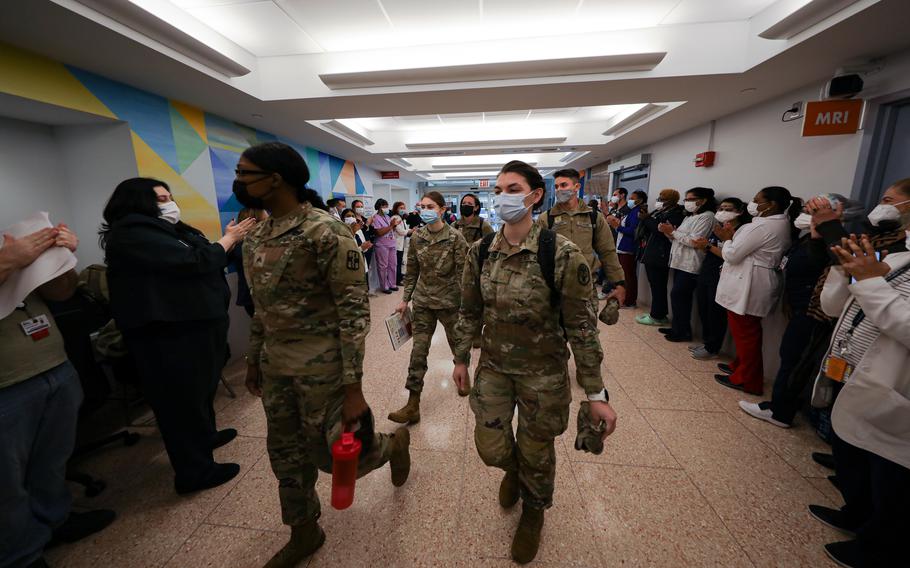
xmin=0 ymin=223 xmax=115 ymax=568
xmin=388 ymin=191 xmax=469 ymax=425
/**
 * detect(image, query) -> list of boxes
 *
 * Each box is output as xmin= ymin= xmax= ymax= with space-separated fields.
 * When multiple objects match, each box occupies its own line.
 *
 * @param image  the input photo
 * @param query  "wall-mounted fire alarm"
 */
xmin=694 ymin=151 xmax=716 ymax=168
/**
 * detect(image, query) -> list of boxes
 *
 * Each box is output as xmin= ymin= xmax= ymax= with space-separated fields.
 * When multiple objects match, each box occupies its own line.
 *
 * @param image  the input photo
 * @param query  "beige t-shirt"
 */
xmin=0 ymin=293 xmax=68 ymax=390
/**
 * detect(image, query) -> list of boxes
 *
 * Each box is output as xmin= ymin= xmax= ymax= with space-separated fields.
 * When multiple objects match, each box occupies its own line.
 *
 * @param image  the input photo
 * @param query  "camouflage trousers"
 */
xmin=405 ymin=307 xmax=459 ymax=393
xmin=469 ymin=366 xmax=571 ymax=509
xmin=262 ymin=372 xmax=392 ymax=526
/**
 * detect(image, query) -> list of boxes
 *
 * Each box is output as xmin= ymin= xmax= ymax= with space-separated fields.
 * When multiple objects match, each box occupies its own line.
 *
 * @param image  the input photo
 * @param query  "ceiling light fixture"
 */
xmin=74 ymin=0 xmax=251 ymax=76
xmin=444 ymin=173 xmax=499 ymax=180
xmin=321 ymin=120 xmax=375 ymax=146
xmin=386 ymin=157 xmax=413 ymax=169
xmin=320 ymin=52 xmax=666 ymax=89
xmin=559 ymin=151 xmax=589 ymax=163
xmin=758 ymin=0 xmax=860 ymax=40
xmin=406 ymin=138 xmax=566 ymax=150
xmin=430 ymin=162 xmax=536 ymax=171
xmin=602 ymin=104 xmax=667 ymax=136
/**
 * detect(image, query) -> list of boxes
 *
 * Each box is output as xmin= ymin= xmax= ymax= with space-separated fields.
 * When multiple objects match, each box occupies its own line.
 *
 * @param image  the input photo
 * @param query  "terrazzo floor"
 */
xmin=49 ymin=291 xmax=844 ymax=567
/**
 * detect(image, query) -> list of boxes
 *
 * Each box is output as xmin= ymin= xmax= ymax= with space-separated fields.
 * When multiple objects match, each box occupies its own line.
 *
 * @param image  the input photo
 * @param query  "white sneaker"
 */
xmin=688 ymin=344 xmax=703 ymax=352
xmin=738 ymin=401 xmax=790 ymax=428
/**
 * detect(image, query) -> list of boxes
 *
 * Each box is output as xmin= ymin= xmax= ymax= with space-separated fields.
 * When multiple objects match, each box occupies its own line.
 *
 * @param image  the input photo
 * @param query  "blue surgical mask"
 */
xmin=495 ymin=191 xmax=533 ymax=224
xmin=420 ymin=210 xmax=439 ymax=224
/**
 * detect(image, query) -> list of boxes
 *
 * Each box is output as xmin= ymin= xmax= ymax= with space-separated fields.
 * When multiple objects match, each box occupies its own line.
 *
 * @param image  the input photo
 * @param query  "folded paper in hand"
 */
xmin=385 ymin=308 xmax=413 ymax=351
xmin=0 ymin=212 xmax=77 ymax=319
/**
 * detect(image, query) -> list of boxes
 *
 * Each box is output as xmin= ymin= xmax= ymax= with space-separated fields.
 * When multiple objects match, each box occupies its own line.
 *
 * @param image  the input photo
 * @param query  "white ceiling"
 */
xmin=5 ymin=0 xmax=910 ymax=183
xmin=172 ymin=0 xmax=780 ymax=55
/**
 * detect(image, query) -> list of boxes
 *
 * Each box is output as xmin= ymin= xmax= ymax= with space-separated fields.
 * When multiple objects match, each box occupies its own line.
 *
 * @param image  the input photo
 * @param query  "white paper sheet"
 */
xmin=0 ymin=212 xmax=78 ymax=319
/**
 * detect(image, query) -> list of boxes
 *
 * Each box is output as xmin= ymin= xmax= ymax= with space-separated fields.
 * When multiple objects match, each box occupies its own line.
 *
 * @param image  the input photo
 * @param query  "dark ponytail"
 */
xmin=241 ymin=142 xmax=328 ymax=211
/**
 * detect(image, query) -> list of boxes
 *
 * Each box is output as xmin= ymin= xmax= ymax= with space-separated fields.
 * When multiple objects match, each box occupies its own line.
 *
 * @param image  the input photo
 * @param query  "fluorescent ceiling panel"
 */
xmin=276 ymin=0 xmax=392 ymax=52
xmin=758 ymin=0 xmax=860 ymax=39
xmin=406 ymin=138 xmax=567 ymax=150
xmin=430 ymin=162 xmax=537 ymax=171
xmin=444 ymin=172 xmax=500 ymax=179
xmin=386 ymin=157 xmax=413 ymax=169
xmin=660 ymin=0 xmax=779 ymax=25
xmin=76 ymin=0 xmax=251 ymax=76
xmin=321 ymin=120 xmax=374 ymax=146
xmin=183 ymin=1 xmax=323 ymax=56
xmin=560 ymin=151 xmax=589 ymax=163
xmin=602 ymin=104 xmax=667 ymax=136
xmin=320 ymin=52 xmax=666 ymax=89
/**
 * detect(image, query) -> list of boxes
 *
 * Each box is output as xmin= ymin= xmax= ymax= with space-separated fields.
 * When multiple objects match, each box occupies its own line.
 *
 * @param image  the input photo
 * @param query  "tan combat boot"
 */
xmin=510 ymin=504 xmax=545 ymax=564
xmin=389 ymin=427 xmax=411 ymax=487
xmin=498 ymin=470 xmax=519 ymax=508
xmin=388 ymin=391 xmax=420 ymax=424
xmin=263 ymin=518 xmax=325 ymax=568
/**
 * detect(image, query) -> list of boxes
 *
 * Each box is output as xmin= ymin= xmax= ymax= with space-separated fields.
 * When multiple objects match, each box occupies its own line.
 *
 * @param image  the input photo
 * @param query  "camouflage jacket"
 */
xmin=402 ymin=223 xmax=468 ymax=309
xmin=536 ymin=202 xmax=624 ymax=283
xmin=453 ymin=215 xmax=494 ymax=245
xmin=454 ymin=223 xmax=604 ymax=394
xmin=243 ymin=203 xmax=368 ymax=384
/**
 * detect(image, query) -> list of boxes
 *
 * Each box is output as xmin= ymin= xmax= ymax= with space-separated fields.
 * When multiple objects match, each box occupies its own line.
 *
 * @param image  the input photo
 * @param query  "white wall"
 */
xmin=0 ymin=116 xmax=70 ymax=231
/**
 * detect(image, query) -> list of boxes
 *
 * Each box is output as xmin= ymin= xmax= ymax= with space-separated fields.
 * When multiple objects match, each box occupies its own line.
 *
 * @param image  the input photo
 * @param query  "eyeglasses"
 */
xmin=234 ymin=169 xmax=271 ymax=177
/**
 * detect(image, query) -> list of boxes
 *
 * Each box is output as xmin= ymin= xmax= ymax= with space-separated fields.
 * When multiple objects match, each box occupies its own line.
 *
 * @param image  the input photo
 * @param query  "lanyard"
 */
xmin=842 ymin=263 xmax=910 ymax=339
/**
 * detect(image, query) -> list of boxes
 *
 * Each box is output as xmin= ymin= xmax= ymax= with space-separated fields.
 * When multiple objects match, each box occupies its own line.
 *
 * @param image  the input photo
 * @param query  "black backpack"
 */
xmin=547 ymin=209 xmax=599 ymax=252
xmin=477 ymin=229 xmax=560 ymax=307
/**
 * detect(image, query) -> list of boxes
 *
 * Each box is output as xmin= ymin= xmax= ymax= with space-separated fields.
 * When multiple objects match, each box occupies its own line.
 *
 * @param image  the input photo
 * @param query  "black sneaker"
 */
xmin=824 ymin=540 xmax=867 ymax=568
xmin=808 ymin=505 xmax=858 ymax=537
xmin=812 ymin=452 xmax=836 ymax=471
xmin=211 ymin=428 xmax=237 ymax=449
xmin=828 ymin=475 xmax=840 ymax=490
xmin=658 ymin=327 xmax=673 ymax=335
xmin=717 ymin=363 xmax=733 ymax=375
xmin=665 ymin=334 xmax=693 ymax=343
xmin=175 ymin=463 xmax=240 ymax=495
xmin=50 ymin=509 xmax=116 ymax=545
xmin=715 ymin=374 xmax=743 ymax=391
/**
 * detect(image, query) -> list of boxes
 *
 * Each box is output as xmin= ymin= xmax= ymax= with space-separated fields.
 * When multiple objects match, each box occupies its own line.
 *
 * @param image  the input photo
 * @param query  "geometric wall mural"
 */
xmin=0 ymin=42 xmax=370 ymax=241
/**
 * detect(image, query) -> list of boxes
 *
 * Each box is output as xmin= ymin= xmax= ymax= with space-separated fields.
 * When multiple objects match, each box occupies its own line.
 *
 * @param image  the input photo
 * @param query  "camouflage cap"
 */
xmin=598 ymin=297 xmax=620 ymax=326
xmin=574 ymin=401 xmax=606 ymax=455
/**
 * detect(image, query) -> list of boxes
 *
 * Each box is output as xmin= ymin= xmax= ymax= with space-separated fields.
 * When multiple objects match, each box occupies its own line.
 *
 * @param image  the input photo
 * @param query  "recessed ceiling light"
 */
xmin=602 ymin=104 xmax=666 ymax=136
xmin=406 ymin=138 xmax=566 ymax=150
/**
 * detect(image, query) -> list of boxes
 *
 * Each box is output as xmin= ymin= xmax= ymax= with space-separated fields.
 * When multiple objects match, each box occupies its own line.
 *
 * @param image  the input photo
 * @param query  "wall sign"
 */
xmin=802 ymin=99 xmax=863 ymax=137
xmin=380 ymin=171 xmax=400 ymax=179
xmin=479 ymin=179 xmax=490 ymax=188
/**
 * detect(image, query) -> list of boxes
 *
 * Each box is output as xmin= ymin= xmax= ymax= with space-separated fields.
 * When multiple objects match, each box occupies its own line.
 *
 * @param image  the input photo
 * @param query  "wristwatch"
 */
xmin=587 ymin=388 xmax=610 ymax=403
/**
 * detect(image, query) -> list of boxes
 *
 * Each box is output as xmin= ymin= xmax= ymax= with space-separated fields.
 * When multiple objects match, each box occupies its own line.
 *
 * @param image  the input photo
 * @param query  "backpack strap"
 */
xmin=537 ymin=229 xmax=560 ymax=307
xmin=590 ymin=209 xmax=599 ymax=251
xmin=546 ymin=212 xmax=555 ymax=230
xmin=477 ymin=232 xmax=496 ymax=276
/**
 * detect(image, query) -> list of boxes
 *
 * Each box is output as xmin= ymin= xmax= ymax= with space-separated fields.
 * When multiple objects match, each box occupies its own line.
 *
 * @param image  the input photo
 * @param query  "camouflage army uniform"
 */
xmin=402 ymin=223 xmax=468 ymax=393
xmin=454 ymin=223 xmax=604 ymax=509
xmin=536 ymin=201 xmax=624 ymax=283
xmin=244 ymin=203 xmax=393 ymax=526
xmin=453 ymin=215 xmax=494 ymax=246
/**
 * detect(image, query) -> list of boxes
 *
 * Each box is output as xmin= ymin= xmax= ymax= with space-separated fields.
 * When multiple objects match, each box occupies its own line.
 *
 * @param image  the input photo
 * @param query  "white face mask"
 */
xmin=867 ymin=200 xmax=910 ymax=226
xmin=684 ymin=201 xmax=699 ymax=213
xmin=610 ymin=195 xmax=621 ymax=204
xmin=654 ymin=200 xmax=664 ymax=209
xmin=355 ymin=207 xmax=365 ymax=216
xmin=344 ymin=217 xmax=357 ymax=226
xmin=747 ymin=201 xmax=762 ymax=217
xmin=158 ymin=201 xmax=180 ymax=224
xmin=555 ymin=190 xmax=575 ymax=204
xmin=495 ymin=191 xmax=533 ymax=224
xmin=715 ymin=210 xmax=738 ymax=224
xmin=793 ymin=213 xmax=812 ymax=230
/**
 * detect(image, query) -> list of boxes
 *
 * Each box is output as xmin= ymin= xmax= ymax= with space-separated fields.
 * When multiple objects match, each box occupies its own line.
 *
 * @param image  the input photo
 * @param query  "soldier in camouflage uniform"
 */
xmin=389 ymin=192 xmax=469 ymax=425
xmin=536 ymin=168 xmax=626 ymax=303
xmin=453 ymin=161 xmax=617 ymax=564
xmin=453 ymin=193 xmax=494 ymax=245
xmin=234 ymin=143 xmax=411 ymax=568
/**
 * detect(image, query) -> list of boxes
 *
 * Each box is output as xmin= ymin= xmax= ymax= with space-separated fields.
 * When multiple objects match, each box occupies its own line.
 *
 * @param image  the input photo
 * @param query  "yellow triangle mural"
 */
xmin=0 ymin=43 xmax=116 ymax=119
xmin=171 ymin=100 xmax=207 ymax=143
xmin=334 ymin=161 xmax=357 ymax=194
xmin=131 ymin=131 xmax=222 ymax=240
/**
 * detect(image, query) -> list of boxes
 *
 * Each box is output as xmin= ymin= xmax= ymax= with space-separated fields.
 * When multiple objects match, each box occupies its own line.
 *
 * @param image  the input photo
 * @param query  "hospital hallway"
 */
xmin=49 ymin=290 xmax=842 ymax=568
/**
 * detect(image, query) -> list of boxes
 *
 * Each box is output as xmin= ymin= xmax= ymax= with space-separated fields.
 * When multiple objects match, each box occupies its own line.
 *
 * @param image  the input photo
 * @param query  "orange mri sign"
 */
xmin=802 ymin=99 xmax=864 ymax=137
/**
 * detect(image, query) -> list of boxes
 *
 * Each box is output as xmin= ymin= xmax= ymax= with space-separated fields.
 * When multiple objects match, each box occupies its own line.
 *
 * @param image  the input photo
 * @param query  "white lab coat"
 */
xmin=820 ymin=252 xmax=910 ymax=470
xmin=716 ymin=213 xmax=791 ymax=317
xmin=669 ymin=211 xmax=715 ymax=274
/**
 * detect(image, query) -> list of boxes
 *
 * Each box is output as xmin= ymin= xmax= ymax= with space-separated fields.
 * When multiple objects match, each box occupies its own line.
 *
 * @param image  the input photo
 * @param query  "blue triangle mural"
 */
xmin=354 ymin=166 xmax=366 ymax=195
xmin=209 ymin=147 xmax=242 ymax=210
xmin=67 ymin=66 xmax=180 ymax=173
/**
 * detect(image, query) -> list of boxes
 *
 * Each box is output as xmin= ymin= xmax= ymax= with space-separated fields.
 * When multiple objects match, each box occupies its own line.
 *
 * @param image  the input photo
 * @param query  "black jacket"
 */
xmin=640 ymin=205 xmax=685 ymax=267
xmin=104 ymin=214 xmax=230 ymax=331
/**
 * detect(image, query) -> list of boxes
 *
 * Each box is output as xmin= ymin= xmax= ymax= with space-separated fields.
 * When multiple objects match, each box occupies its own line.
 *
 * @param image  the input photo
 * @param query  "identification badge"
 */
xmin=20 ymin=314 xmax=51 ymax=341
xmin=822 ymin=355 xmax=852 ymax=382
xmin=778 ymin=256 xmax=790 ymax=272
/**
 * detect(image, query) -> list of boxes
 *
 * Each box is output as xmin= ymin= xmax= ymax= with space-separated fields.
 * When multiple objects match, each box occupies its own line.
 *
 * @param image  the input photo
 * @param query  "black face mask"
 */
xmin=232 ymin=179 xmax=270 ymax=210
xmin=460 ymin=204 xmax=475 ymax=217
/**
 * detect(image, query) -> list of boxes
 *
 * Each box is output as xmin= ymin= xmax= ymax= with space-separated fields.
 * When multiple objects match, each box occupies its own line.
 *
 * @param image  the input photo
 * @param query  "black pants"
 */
xmin=644 ymin=263 xmax=670 ymax=319
xmin=767 ymin=312 xmax=819 ymax=419
xmin=769 ymin=320 xmax=835 ymax=424
xmin=832 ymin=433 xmax=910 ymax=566
xmin=396 ymin=250 xmax=404 ymax=286
xmin=669 ymin=269 xmax=698 ymax=338
xmin=696 ymin=270 xmax=726 ymax=353
xmin=123 ymin=316 xmax=228 ymax=485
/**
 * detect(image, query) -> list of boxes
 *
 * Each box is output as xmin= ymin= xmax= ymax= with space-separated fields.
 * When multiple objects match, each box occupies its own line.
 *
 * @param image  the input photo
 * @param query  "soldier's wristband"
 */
xmin=586 ymin=388 xmax=610 ymax=403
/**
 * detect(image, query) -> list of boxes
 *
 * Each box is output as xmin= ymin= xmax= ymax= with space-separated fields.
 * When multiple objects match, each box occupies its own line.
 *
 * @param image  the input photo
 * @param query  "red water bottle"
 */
xmin=330 ymin=432 xmax=362 ymax=510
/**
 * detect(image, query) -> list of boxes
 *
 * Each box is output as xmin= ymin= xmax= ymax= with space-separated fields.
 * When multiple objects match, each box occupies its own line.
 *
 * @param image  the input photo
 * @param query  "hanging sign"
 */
xmin=802 ymin=99 xmax=863 ymax=137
